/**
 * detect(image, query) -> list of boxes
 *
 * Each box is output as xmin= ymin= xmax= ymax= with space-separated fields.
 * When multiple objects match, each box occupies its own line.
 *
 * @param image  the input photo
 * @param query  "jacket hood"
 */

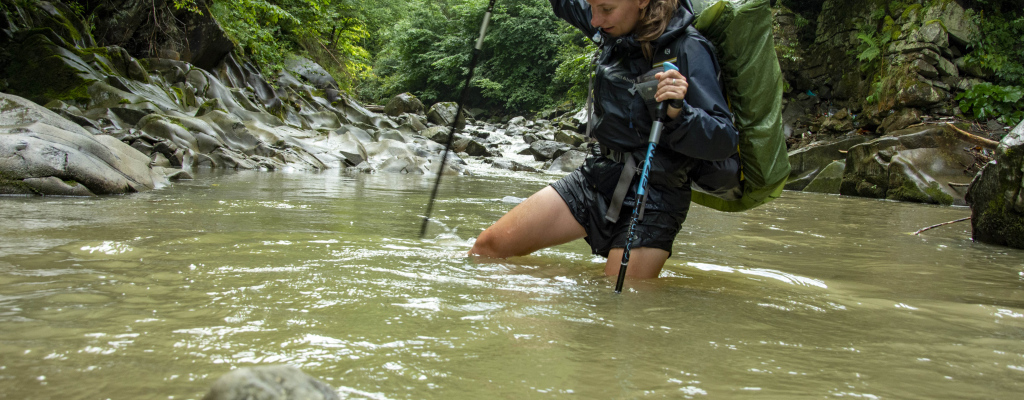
xmin=599 ymin=4 xmax=696 ymax=56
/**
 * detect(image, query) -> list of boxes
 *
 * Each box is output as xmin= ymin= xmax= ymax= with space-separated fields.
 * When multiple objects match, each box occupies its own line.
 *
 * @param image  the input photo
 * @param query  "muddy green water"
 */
xmin=1 ymin=170 xmax=1022 ymax=399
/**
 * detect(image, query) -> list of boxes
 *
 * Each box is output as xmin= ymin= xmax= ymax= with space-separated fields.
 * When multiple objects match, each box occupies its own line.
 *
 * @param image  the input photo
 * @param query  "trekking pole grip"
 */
xmin=614 ymin=61 xmax=680 ymax=293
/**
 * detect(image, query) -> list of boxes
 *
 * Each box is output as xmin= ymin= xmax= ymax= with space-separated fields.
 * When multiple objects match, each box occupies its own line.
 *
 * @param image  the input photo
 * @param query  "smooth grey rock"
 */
xmin=529 ymin=140 xmax=570 ymax=161
xmin=284 ymin=55 xmax=339 ymax=90
xmin=548 ymin=149 xmax=587 ymax=173
xmin=384 ymin=93 xmax=424 ymax=116
xmin=202 ymin=365 xmax=339 ymax=400
xmin=803 ymin=160 xmax=845 ymax=194
xmin=0 ymin=93 xmax=168 ymax=195
xmin=554 ymin=130 xmax=586 ymax=147
xmin=426 ymin=102 xmax=466 ymax=130
xmin=786 ymin=135 xmax=871 ymax=191
xmin=841 ymin=126 xmax=976 ymax=205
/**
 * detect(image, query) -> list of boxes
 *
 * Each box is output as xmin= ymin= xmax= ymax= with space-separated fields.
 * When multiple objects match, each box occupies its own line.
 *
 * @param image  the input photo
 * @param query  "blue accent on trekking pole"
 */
xmin=615 ymin=62 xmax=680 ymax=293
xmin=421 ymin=0 xmax=497 ymax=238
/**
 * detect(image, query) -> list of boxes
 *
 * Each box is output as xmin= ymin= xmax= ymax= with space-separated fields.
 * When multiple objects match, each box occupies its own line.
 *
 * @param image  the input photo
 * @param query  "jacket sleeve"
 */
xmin=661 ymin=36 xmax=739 ymax=161
xmin=549 ymin=0 xmax=597 ymax=38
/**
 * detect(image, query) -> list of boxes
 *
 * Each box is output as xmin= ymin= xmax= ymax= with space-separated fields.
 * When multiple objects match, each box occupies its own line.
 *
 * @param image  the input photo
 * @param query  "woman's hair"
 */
xmin=635 ymin=0 xmax=680 ymax=60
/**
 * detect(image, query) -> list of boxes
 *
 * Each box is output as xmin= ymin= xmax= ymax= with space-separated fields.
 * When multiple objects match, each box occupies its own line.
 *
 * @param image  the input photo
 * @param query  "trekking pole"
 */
xmin=420 ymin=0 xmax=498 ymax=238
xmin=615 ymin=62 xmax=680 ymax=293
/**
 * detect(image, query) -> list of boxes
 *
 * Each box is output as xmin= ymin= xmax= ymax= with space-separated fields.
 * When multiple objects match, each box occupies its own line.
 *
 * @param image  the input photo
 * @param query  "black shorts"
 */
xmin=551 ymin=159 xmax=690 ymax=258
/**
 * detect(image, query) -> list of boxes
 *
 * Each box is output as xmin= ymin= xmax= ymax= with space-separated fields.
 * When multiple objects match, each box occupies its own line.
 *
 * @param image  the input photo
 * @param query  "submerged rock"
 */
xmin=203 ymin=365 xmax=339 ymax=400
xmin=967 ymin=120 xmax=1024 ymax=249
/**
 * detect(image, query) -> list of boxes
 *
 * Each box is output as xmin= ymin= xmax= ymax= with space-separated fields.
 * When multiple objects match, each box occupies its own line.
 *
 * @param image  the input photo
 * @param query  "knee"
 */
xmin=469 ymin=228 xmax=506 ymax=258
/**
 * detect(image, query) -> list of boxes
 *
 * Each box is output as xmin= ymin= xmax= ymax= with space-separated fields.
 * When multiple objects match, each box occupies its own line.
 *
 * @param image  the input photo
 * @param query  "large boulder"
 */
xmin=840 ymin=125 xmax=979 ymax=205
xmin=529 ymin=140 xmax=571 ymax=162
xmin=426 ymin=102 xmax=467 ymax=130
xmin=384 ymin=93 xmax=424 ymax=117
xmin=0 ymin=92 xmax=171 ymax=195
xmin=922 ymin=0 xmax=978 ymax=46
xmin=548 ymin=149 xmax=587 ymax=173
xmin=967 ymin=120 xmax=1024 ymax=249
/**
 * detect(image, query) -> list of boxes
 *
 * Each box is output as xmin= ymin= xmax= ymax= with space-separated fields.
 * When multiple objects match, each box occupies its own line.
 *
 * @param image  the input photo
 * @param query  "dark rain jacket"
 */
xmin=549 ymin=0 xmax=739 ymax=211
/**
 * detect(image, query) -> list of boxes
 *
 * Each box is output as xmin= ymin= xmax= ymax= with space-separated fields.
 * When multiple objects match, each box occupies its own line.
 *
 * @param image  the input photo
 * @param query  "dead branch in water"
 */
xmin=946 ymin=123 xmax=1000 ymax=149
xmin=914 ymin=217 xmax=971 ymax=235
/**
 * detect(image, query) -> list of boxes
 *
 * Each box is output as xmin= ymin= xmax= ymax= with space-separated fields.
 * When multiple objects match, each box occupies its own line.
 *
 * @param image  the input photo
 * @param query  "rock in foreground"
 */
xmin=203 ymin=365 xmax=339 ymax=400
xmin=967 ymin=120 xmax=1024 ymax=249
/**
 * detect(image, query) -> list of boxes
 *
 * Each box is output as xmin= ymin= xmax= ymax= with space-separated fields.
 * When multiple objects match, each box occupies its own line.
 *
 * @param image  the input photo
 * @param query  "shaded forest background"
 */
xmin=25 ymin=0 xmax=1024 ymax=121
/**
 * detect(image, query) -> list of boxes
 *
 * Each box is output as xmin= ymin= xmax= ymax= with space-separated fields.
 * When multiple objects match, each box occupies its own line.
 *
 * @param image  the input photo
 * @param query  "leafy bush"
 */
xmin=367 ymin=0 xmax=566 ymax=112
xmin=956 ymin=83 xmax=1024 ymax=126
xmin=552 ymin=23 xmax=596 ymax=107
xmin=961 ymin=11 xmax=1024 ymax=88
xmin=210 ymin=0 xmax=370 ymax=90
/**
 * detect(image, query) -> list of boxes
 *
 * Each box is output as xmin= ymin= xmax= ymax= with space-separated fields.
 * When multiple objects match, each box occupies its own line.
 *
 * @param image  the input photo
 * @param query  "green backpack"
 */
xmin=690 ymin=0 xmax=790 ymax=212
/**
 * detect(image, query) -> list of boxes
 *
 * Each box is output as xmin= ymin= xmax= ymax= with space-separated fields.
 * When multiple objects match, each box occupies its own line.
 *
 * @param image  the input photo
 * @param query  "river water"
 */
xmin=1 ymin=167 xmax=1022 ymax=399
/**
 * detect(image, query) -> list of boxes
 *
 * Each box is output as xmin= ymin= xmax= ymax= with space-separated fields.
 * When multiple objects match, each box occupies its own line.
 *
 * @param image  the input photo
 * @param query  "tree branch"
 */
xmin=946 ymin=123 xmax=1000 ymax=149
xmin=914 ymin=217 xmax=971 ymax=235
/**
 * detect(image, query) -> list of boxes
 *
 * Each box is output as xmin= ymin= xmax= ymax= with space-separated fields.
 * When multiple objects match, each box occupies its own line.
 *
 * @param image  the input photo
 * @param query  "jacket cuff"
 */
xmin=663 ymin=101 xmax=694 ymax=131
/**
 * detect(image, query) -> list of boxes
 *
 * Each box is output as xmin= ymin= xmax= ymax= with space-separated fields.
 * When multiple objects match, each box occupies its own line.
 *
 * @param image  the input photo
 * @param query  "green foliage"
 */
xmin=552 ymin=23 xmax=596 ymax=107
xmin=853 ymin=15 xmax=898 ymax=73
xmin=961 ymin=10 xmax=1024 ymax=87
xmin=210 ymin=0 xmax=370 ymax=90
xmin=363 ymin=0 xmax=566 ymax=112
xmin=171 ymin=0 xmax=201 ymax=14
xmin=956 ymin=83 xmax=1024 ymax=126
xmin=481 ymin=0 xmax=565 ymax=110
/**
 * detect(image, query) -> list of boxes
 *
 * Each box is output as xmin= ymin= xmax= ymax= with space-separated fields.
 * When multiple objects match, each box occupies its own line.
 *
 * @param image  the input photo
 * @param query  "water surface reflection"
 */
xmin=0 ymin=170 xmax=1021 ymax=399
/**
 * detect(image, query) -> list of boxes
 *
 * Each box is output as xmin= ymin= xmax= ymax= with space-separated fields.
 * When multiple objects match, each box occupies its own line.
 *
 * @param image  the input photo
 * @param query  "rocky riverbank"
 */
xmin=1 ymin=0 xmax=1021 ymax=249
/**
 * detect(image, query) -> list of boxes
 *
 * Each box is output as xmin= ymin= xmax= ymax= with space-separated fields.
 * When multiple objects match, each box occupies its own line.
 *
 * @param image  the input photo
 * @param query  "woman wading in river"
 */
xmin=470 ymin=0 xmax=740 ymax=279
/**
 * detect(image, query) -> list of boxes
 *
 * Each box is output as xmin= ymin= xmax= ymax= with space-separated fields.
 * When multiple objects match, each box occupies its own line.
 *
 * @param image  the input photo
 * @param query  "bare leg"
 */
xmin=604 ymin=247 xmax=670 ymax=279
xmin=470 ymin=186 xmax=586 ymax=258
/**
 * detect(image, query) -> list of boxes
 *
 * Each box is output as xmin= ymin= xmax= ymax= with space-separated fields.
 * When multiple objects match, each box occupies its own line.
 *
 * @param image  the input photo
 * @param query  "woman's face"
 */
xmin=586 ymin=0 xmax=651 ymax=37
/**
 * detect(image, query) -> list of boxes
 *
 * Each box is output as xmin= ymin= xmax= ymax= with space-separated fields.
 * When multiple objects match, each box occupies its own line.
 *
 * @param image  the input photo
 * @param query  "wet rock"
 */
xmin=421 ymin=126 xmax=452 ymax=144
xmin=802 ymin=160 xmax=845 ymax=194
xmin=490 ymin=158 xmax=540 ymax=173
xmin=879 ymin=108 xmax=922 ymax=134
xmin=202 ymin=365 xmax=339 ymax=400
xmin=967 ymin=120 xmax=1024 ymax=249
xmin=522 ymin=131 xmax=545 ymax=144
xmin=554 ymin=130 xmax=586 ymax=147
xmin=394 ymin=114 xmax=427 ymax=135
xmin=384 ymin=93 xmax=424 ymax=117
xmin=21 ymin=176 xmax=97 ymax=196
xmin=426 ymin=102 xmax=467 ymax=130
xmin=786 ymin=135 xmax=871 ymax=191
xmin=841 ymin=125 xmax=977 ymax=205
xmin=376 ymin=129 xmax=410 ymax=143
xmin=284 ymin=55 xmax=339 ymax=91
xmin=529 ymin=140 xmax=570 ymax=162
xmin=454 ymin=137 xmax=495 ymax=158
xmin=548 ymin=149 xmax=587 ymax=173
xmin=0 ymin=92 xmax=172 ymax=195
